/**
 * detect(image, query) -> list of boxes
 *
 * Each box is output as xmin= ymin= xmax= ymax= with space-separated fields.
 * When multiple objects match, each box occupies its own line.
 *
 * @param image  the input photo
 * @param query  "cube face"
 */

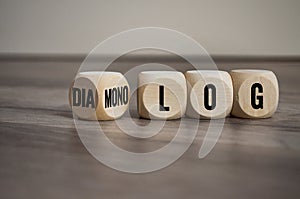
xmin=70 ymin=71 xmax=130 ymax=120
xmin=230 ymin=70 xmax=279 ymax=118
xmin=185 ymin=70 xmax=233 ymax=119
xmin=71 ymin=76 xmax=99 ymax=120
xmin=69 ymin=70 xmax=279 ymax=120
xmin=138 ymin=71 xmax=187 ymax=120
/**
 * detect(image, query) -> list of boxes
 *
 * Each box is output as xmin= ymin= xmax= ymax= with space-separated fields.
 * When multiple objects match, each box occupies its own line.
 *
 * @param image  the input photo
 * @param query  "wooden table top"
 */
xmin=0 ymin=56 xmax=299 ymax=199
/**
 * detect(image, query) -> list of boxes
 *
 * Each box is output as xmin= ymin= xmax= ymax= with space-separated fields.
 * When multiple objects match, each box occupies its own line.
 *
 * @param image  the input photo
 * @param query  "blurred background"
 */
xmin=0 ymin=0 xmax=299 ymax=57
xmin=1 ymin=1 xmax=300 ymax=199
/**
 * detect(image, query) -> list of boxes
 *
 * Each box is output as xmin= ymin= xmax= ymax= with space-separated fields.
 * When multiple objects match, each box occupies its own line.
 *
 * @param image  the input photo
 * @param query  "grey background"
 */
xmin=0 ymin=0 xmax=299 ymax=56
xmin=0 ymin=1 xmax=300 ymax=198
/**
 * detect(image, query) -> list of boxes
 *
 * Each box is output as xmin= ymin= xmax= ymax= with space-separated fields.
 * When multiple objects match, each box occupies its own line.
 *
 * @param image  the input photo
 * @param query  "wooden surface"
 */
xmin=0 ymin=57 xmax=300 ymax=199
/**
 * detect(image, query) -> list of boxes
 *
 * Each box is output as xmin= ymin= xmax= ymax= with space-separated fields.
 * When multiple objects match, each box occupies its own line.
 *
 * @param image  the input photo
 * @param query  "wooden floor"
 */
xmin=0 ymin=56 xmax=300 ymax=199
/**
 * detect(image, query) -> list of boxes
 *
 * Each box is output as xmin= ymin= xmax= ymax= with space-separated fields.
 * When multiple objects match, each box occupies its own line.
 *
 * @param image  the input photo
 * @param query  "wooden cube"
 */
xmin=69 ymin=71 xmax=130 ymax=120
xmin=185 ymin=70 xmax=233 ymax=119
xmin=230 ymin=69 xmax=279 ymax=118
xmin=138 ymin=71 xmax=187 ymax=120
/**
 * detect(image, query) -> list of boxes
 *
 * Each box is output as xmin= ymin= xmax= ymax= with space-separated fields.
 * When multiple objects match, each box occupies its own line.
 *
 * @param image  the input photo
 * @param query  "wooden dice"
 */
xmin=69 ymin=69 xmax=279 ymax=120
xmin=69 ymin=71 xmax=130 ymax=120
xmin=230 ymin=69 xmax=279 ymax=118
xmin=185 ymin=70 xmax=233 ymax=119
xmin=138 ymin=71 xmax=187 ymax=120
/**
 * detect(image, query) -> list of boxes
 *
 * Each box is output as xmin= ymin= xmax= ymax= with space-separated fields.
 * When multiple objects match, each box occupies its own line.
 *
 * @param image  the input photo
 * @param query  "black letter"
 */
xmin=81 ymin=88 xmax=86 ymax=107
xmin=112 ymin=88 xmax=118 ymax=107
xmin=117 ymin=87 xmax=123 ymax=106
xmin=251 ymin=83 xmax=263 ymax=109
xmin=72 ymin=88 xmax=81 ymax=107
xmin=105 ymin=89 xmax=112 ymax=108
xmin=123 ymin=86 xmax=129 ymax=104
xmin=204 ymin=84 xmax=216 ymax=110
xmin=159 ymin=85 xmax=170 ymax=111
xmin=86 ymin=89 xmax=95 ymax=108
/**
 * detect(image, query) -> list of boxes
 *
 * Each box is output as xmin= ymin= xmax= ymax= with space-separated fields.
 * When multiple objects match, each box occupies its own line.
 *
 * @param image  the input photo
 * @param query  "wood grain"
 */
xmin=0 ymin=56 xmax=300 ymax=199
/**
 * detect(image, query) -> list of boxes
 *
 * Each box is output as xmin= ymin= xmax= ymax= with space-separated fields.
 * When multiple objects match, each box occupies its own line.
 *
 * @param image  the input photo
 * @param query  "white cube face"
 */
xmin=70 ymin=71 xmax=130 ymax=120
xmin=138 ymin=71 xmax=187 ymax=120
xmin=185 ymin=70 xmax=233 ymax=119
xmin=71 ymin=77 xmax=99 ymax=120
xmin=230 ymin=69 xmax=279 ymax=118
